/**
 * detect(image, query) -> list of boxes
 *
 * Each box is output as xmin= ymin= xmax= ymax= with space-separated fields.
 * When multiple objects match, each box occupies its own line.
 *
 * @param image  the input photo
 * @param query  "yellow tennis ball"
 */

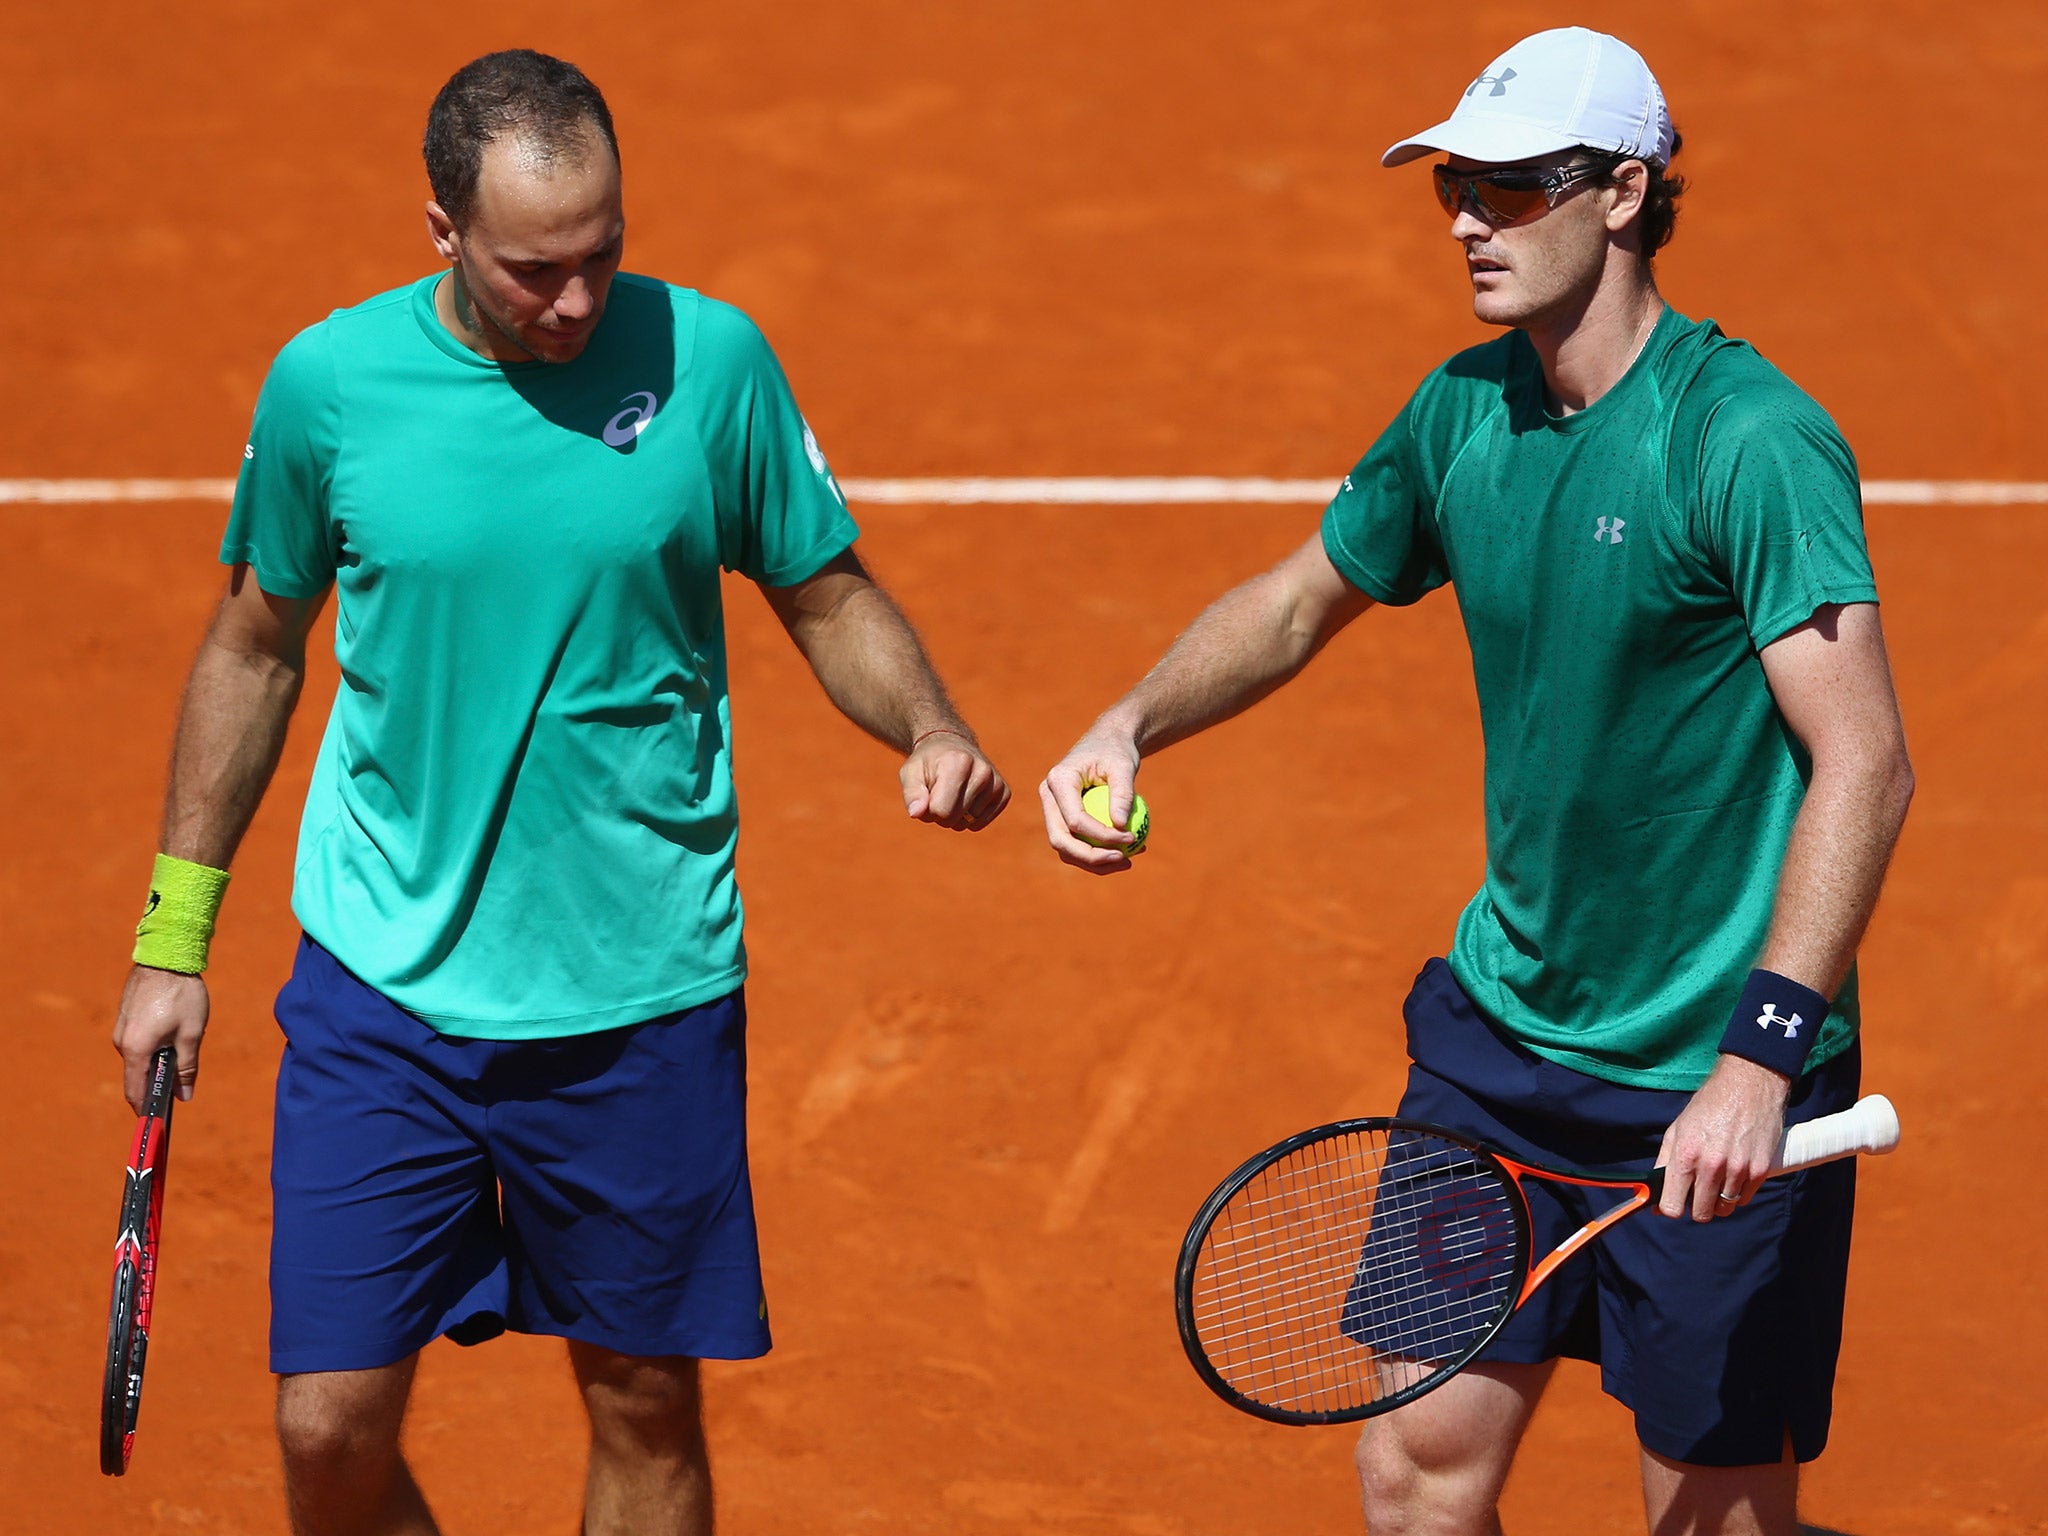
xmin=1081 ymin=784 xmax=1150 ymax=855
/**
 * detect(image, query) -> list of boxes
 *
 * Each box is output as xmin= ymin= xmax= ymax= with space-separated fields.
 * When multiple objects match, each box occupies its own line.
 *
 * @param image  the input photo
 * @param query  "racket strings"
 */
xmin=1188 ymin=1130 xmax=1521 ymax=1416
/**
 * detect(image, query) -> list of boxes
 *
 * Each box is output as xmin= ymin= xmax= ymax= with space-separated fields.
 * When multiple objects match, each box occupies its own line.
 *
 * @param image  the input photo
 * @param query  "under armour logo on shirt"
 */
xmin=1756 ymin=1004 xmax=1803 ymax=1039
xmin=1594 ymin=517 xmax=1626 ymax=545
xmin=1466 ymin=68 xmax=1517 ymax=98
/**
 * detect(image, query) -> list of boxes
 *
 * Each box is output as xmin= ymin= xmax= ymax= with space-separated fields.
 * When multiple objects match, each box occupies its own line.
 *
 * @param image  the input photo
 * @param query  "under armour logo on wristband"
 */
xmin=1756 ymin=1004 xmax=1803 ymax=1039
xmin=1725 ymin=969 xmax=1826 ymax=1077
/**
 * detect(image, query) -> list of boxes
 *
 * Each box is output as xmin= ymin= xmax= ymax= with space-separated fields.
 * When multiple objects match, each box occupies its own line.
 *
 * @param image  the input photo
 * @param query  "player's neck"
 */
xmin=1526 ymin=265 xmax=1665 ymax=417
xmin=434 ymin=270 xmax=534 ymax=364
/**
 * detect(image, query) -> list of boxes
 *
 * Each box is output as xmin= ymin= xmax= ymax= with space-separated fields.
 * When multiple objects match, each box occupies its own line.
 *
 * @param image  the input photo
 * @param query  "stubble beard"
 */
xmin=452 ymin=269 xmax=561 ymax=365
xmin=1473 ymin=251 xmax=1603 ymax=337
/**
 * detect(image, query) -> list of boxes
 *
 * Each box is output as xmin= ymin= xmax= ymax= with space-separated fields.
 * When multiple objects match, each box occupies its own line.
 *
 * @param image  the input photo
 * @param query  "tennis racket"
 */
xmin=101 ymin=1045 xmax=177 ymax=1476
xmin=1175 ymin=1093 xmax=1900 ymax=1426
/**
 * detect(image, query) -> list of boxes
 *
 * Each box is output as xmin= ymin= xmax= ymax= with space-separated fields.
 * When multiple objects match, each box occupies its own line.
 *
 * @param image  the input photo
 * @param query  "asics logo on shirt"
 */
xmin=602 ymin=391 xmax=661 ymax=448
xmin=1756 ymin=1003 xmax=1803 ymax=1039
xmin=1466 ymin=67 xmax=1517 ymax=98
xmin=1594 ymin=517 xmax=1626 ymax=545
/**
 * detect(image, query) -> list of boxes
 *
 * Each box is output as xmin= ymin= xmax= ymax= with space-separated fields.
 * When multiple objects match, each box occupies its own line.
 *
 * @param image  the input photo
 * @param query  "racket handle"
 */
xmin=1775 ymin=1094 xmax=1900 ymax=1172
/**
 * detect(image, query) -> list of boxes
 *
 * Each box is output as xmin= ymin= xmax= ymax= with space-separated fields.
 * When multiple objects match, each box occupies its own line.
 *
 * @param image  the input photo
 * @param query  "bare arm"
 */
xmin=112 ymin=567 xmax=329 ymax=1109
xmin=1657 ymin=602 xmax=1914 ymax=1218
xmin=756 ymin=548 xmax=1009 ymax=830
xmin=1039 ymin=530 xmax=1375 ymax=872
xmin=1751 ymin=604 xmax=1917 ymax=995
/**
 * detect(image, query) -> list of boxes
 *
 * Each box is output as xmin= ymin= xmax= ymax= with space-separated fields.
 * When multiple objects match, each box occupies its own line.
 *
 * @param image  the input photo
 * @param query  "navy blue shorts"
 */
xmin=1396 ymin=958 xmax=1859 ymax=1467
xmin=269 ymin=935 xmax=770 ymax=1374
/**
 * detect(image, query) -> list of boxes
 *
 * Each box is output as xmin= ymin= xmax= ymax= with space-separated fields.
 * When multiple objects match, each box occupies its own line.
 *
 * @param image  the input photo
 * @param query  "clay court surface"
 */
xmin=5 ymin=1 xmax=2046 ymax=1530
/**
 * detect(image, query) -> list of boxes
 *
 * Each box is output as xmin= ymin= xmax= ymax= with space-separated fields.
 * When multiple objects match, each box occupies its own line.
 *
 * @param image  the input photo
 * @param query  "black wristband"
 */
xmin=1719 ymin=968 xmax=1829 ymax=1078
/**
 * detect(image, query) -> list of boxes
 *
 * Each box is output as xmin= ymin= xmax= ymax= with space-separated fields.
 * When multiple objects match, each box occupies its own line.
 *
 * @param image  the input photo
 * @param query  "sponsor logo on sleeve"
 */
xmin=802 ymin=419 xmax=846 ymax=506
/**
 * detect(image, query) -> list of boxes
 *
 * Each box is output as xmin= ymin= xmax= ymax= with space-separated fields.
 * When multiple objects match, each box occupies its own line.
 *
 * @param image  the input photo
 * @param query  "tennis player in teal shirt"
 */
xmin=1042 ymin=27 xmax=1912 ymax=1536
xmin=112 ymin=50 xmax=1008 ymax=1536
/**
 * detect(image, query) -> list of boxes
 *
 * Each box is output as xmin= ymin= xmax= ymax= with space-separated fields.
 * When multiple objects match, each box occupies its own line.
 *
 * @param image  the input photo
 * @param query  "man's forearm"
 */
xmin=1103 ymin=564 xmax=1352 ymax=755
xmin=792 ymin=581 xmax=972 ymax=751
xmin=1756 ymin=748 xmax=1914 ymax=999
xmin=159 ymin=629 xmax=307 ymax=867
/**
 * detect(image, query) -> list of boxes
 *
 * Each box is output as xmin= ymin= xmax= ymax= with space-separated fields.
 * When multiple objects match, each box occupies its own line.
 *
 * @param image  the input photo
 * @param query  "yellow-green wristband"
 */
xmin=133 ymin=853 xmax=231 ymax=974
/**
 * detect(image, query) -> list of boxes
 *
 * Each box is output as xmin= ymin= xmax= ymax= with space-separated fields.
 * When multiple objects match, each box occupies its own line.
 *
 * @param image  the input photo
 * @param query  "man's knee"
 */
xmin=1352 ymin=1365 xmax=1550 ymax=1534
xmin=1639 ymin=1441 xmax=1800 ymax=1536
xmin=1355 ymin=1415 xmax=1491 ymax=1530
xmin=275 ymin=1363 xmax=415 ymax=1476
xmin=1355 ymin=1419 xmax=1427 ymax=1516
xmin=572 ymin=1345 xmax=705 ymax=1452
xmin=1356 ymin=1412 xmax=1499 ymax=1536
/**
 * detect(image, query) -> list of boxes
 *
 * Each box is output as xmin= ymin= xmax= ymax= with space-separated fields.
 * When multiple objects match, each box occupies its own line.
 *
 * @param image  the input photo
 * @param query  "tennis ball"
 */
xmin=1080 ymin=784 xmax=1150 ymax=855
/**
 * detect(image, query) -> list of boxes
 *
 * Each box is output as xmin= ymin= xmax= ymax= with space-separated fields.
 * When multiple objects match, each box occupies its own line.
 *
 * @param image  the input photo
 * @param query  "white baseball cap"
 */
xmin=1382 ymin=27 xmax=1674 ymax=169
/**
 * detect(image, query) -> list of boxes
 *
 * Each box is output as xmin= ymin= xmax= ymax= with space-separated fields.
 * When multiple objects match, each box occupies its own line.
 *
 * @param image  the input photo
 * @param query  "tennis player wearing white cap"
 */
xmin=1040 ymin=26 xmax=1912 ymax=1534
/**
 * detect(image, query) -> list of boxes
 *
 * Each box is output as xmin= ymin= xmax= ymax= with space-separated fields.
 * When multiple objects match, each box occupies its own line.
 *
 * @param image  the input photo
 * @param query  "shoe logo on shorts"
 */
xmin=602 ymin=391 xmax=661 ymax=448
xmin=1594 ymin=516 xmax=1626 ymax=545
xmin=1467 ymin=67 xmax=1517 ymax=98
xmin=1756 ymin=1003 xmax=1803 ymax=1039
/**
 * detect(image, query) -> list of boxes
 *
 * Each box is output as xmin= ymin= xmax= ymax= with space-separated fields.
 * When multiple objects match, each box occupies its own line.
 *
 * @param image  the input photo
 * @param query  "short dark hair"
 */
xmin=1587 ymin=130 xmax=1686 ymax=259
xmin=424 ymin=50 xmax=619 ymax=229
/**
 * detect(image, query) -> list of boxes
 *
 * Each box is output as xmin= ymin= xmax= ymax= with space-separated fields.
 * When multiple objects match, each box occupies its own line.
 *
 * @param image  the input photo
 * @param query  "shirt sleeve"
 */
xmin=218 ymin=324 xmax=342 ymax=598
xmin=691 ymin=300 xmax=861 ymax=584
xmin=1692 ymin=387 xmax=1877 ymax=649
xmin=1320 ymin=389 xmax=1450 ymax=606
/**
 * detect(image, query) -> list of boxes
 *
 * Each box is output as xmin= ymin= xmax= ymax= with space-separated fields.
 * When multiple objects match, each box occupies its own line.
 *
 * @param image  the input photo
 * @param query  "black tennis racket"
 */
xmin=1175 ymin=1093 xmax=1901 ymax=1426
xmin=101 ymin=1045 xmax=177 ymax=1476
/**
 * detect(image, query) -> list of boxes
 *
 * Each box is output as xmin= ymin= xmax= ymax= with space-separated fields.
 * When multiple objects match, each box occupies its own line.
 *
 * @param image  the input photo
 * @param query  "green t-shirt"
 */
xmin=1321 ymin=308 xmax=1876 ymax=1089
xmin=222 ymin=273 xmax=858 ymax=1039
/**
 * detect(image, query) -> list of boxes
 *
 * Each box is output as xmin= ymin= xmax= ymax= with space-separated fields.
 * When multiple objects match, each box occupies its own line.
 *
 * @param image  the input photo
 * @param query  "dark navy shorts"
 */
xmin=269 ymin=935 xmax=770 ymax=1374
xmin=1396 ymin=958 xmax=1859 ymax=1467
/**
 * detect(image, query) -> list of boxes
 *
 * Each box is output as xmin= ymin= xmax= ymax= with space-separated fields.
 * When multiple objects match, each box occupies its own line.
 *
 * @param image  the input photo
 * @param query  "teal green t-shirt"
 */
xmin=222 ymin=273 xmax=858 ymax=1038
xmin=1321 ymin=309 xmax=1877 ymax=1089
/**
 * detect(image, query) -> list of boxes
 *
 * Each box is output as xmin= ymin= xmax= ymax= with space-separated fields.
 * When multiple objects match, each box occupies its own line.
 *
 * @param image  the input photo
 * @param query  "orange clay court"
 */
xmin=4 ymin=3 xmax=2045 ymax=1532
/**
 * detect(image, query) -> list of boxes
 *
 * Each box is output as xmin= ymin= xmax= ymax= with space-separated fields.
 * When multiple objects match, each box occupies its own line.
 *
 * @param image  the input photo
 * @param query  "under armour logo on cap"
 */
xmin=1383 ymin=28 xmax=1674 ymax=170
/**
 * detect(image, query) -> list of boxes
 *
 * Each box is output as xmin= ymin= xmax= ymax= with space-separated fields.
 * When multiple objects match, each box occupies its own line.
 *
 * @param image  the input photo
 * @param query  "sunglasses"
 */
xmin=1432 ymin=158 xmax=1626 ymax=226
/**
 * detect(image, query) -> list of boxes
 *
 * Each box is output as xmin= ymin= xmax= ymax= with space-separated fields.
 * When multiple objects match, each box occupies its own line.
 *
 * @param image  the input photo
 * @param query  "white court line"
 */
xmin=844 ymin=477 xmax=1338 ymax=504
xmin=1858 ymin=481 xmax=2048 ymax=505
xmin=2 ymin=476 xmax=2047 ymax=506
xmin=0 ymin=478 xmax=239 ymax=503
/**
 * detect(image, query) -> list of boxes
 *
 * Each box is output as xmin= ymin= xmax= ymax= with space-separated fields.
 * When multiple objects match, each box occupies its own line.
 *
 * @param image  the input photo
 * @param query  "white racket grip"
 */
xmin=1774 ymin=1094 xmax=1901 ymax=1173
